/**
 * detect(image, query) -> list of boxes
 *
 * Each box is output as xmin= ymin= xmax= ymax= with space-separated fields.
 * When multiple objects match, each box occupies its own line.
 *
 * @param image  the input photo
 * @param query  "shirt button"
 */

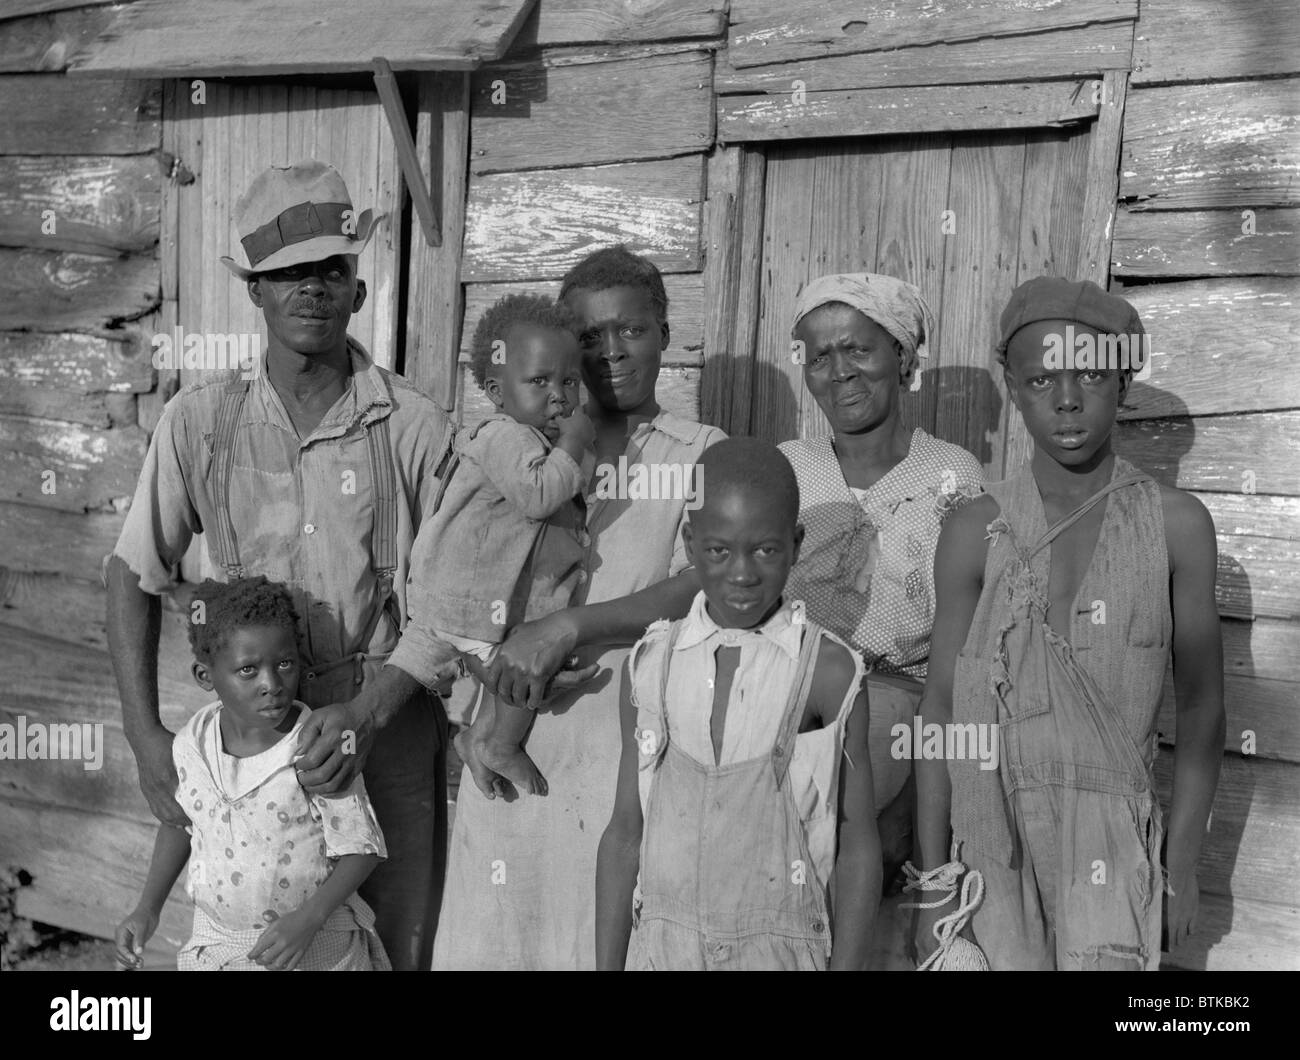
xmin=813 ymin=921 xmax=825 ymax=933
xmin=576 ymin=569 xmax=588 ymax=584
xmin=303 ymin=523 xmax=316 ymax=534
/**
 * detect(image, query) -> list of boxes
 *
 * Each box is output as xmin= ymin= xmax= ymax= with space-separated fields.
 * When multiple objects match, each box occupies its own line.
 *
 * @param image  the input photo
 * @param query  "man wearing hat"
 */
xmin=911 ymin=276 xmax=1223 ymax=970
xmin=106 ymin=161 xmax=458 ymax=970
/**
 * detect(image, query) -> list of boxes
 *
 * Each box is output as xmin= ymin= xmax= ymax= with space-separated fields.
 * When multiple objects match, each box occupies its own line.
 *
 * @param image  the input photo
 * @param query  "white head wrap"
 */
xmin=791 ymin=272 xmax=935 ymax=391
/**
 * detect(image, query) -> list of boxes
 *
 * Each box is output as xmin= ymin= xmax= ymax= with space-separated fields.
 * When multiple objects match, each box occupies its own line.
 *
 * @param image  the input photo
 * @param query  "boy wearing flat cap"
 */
xmin=913 ymin=277 xmax=1225 ymax=970
xmin=106 ymin=161 xmax=457 ymax=969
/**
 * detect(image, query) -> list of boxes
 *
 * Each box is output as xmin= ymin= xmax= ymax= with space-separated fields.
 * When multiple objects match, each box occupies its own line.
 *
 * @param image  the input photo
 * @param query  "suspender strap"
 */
xmin=653 ymin=622 xmax=682 ymax=753
xmin=365 ymin=413 xmax=398 ymax=576
xmin=1024 ymin=473 xmax=1148 ymax=563
xmin=210 ymin=379 xmax=250 ymax=578
xmin=773 ymin=624 xmax=823 ymax=789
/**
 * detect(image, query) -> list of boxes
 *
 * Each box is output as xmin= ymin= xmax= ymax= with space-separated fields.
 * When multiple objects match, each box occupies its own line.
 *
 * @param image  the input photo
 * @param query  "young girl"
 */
xmin=595 ymin=438 xmax=881 ymax=970
xmin=115 ymin=576 xmax=389 ymax=971
xmin=405 ymin=293 xmax=594 ymax=798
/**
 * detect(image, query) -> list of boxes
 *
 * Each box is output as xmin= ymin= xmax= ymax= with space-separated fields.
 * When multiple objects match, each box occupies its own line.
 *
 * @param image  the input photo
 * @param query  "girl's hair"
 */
xmin=468 ymin=292 xmax=580 ymax=389
xmin=558 ymin=245 xmax=669 ymax=324
xmin=186 ymin=575 xmax=301 ymax=662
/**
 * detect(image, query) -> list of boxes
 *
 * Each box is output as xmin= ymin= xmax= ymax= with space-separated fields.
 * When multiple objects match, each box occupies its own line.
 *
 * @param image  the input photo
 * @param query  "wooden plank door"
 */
xmin=744 ymin=126 xmax=1090 ymax=480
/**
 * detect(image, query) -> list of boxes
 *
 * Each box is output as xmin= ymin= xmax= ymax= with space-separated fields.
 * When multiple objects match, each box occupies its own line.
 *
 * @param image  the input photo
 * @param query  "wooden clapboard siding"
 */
xmin=459 ymin=274 xmax=705 ymax=367
xmin=0 ymin=330 xmax=152 ymax=395
xmin=462 ymin=156 xmax=705 ymax=282
xmin=716 ymin=23 xmax=1133 ymax=94
xmin=0 ymin=389 xmax=112 ymax=427
xmin=719 ymin=80 xmax=1099 ymax=143
xmin=0 ymin=797 xmax=191 ymax=953
xmin=170 ymin=81 xmax=403 ymax=376
xmin=725 ymin=0 xmax=1137 ymax=70
xmin=0 ymin=155 xmax=160 ymax=255
xmin=0 ymin=74 xmax=159 ymax=153
xmin=1133 ymin=0 xmax=1300 ymax=86
xmin=0 ymin=413 xmax=144 ymax=514
xmin=1203 ymin=493 xmax=1300 ymax=623
xmin=454 ymin=363 xmax=702 ymax=429
xmin=1155 ymin=751 xmax=1300 ymax=909
xmin=1120 ymin=79 xmax=1300 ymax=210
xmin=0 ymin=2 xmax=120 ymax=19
xmin=0 ymin=501 xmax=123 ymax=582
xmin=509 ymin=0 xmax=726 ymax=50
xmin=70 ymin=0 xmax=537 ymax=77
xmin=1115 ymin=411 xmax=1300 ymax=499
xmin=0 ymin=248 xmax=157 ymax=331
xmin=1165 ymin=891 xmax=1300 ymax=970
xmin=470 ymin=50 xmax=713 ymax=173
xmin=1158 ymin=663 xmax=1300 ymax=765
xmin=1120 ymin=278 xmax=1300 ymax=420
xmin=1113 ymin=208 xmax=1300 ymax=278
xmin=0 ymin=4 xmax=117 ymax=72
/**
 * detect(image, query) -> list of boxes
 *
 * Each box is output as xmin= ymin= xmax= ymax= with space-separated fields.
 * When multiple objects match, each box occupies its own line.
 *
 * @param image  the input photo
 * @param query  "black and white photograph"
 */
xmin=0 ymin=0 xmax=1294 ymax=1031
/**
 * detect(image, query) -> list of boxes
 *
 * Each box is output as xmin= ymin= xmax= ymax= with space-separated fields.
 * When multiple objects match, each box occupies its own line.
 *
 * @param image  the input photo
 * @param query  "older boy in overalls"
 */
xmin=914 ymin=278 xmax=1224 ymax=969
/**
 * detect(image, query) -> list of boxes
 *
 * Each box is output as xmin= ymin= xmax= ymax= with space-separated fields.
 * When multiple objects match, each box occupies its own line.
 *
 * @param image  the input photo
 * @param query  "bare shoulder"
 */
xmin=937 ymin=493 xmax=998 ymax=564
xmin=810 ymin=632 xmax=861 ymax=726
xmin=1158 ymin=483 xmax=1217 ymax=567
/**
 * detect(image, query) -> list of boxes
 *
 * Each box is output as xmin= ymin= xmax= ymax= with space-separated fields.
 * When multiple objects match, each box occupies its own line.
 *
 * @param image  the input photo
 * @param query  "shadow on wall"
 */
xmin=1116 ymin=380 xmax=1255 ymax=970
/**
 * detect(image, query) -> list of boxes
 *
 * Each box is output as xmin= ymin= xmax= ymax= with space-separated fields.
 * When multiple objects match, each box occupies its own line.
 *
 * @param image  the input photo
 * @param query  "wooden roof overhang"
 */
xmin=66 ymin=0 xmax=541 ymax=246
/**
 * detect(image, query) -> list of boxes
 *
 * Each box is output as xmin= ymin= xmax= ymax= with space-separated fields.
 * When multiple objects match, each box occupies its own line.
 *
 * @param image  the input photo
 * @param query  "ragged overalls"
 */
xmin=950 ymin=458 xmax=1171 ymax=970
xmin=207 ymin=375 xmax=447 ymax=972
xmin=628 ymin=620 xmax=834 ymax=971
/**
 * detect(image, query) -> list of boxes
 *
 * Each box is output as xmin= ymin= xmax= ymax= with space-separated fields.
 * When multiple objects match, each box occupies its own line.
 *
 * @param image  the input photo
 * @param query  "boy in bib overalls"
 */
xmin=596 ymin=438 xmax=881 ymax=970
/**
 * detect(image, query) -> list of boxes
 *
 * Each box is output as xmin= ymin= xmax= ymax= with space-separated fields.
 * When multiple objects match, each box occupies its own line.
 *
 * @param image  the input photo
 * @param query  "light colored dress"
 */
xmin=431 ymin=409 xmax=725 ymax=970
xmin=779 ymin=428 xmax=983 ymax=814
xmin=173 ymin=701 xmax=390 ymax=970
xmin=625 ymin=595 xmax=861 ymax=970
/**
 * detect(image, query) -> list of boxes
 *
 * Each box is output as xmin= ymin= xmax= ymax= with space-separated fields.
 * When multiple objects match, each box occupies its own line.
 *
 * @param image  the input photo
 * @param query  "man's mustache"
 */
xmin=290 ymin=302 xmax=333 ymax=318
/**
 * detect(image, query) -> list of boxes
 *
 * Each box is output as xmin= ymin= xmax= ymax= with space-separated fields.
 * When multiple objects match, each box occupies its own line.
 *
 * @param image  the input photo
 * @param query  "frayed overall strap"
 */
xmin=650 ymin=621 xmax=682 ymax=757
xmin=772 ymin=623 xmax=823 ymax=789
xmin=1021 ymin=473 xmax=1149 ymax=563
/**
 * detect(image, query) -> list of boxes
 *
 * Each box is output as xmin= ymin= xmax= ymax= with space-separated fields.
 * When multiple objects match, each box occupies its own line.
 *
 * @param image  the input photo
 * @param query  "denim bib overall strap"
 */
xmin=954 ymin=463 xmax=1168 ymax=970
xmin=631 ymin=619 xmax=834 ymax=970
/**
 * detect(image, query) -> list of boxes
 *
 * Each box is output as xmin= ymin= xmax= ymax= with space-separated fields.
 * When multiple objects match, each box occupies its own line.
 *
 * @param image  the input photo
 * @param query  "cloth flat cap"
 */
xmin=997 ymin=276 xmax=1144 ymax=355
xmin=221 ymin=160 xmax=385 ymax=280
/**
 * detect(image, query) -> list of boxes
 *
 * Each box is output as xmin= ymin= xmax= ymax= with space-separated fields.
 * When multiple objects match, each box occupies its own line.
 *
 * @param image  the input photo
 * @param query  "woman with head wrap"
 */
xmin=778 ymin=273 xmax=984 ymax=879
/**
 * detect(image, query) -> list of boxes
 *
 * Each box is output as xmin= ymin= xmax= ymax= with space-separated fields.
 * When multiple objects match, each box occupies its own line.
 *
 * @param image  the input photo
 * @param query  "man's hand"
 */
xmin=1164 ymin=869 xmax=1200 ymax=951
xmin=295 ymin=700 xmax=374 ymax=795
xmin=129 ymin=723 xmax=188 ymax=827
xmin=486 ymin=612 xmax=596 ymax=711
xmin=247 ymin=906 xmax=323 ymax=971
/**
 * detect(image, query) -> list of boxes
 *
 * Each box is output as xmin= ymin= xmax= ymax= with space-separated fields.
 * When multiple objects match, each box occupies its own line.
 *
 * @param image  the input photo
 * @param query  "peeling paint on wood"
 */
xmin=0 ymin=330 xmax=152 ymax=393
xmin=1133 ymin=0 xmax=1300 ymax=85
xmin=471 ymin=50 xmax=713 ymax=173
xmin=726 ymin=0 xmax=1137 ymax=70
xmin=717 ymin=22 xmax=1133 ymax=94
xmin=0 ymin=74 xmax=159 ymax=154
xmin=1120 ymin=278 xmax=1300 ymax=420
xmin=0 ymin=155 xmax=160 ymax=255
xmin=1120 ymin=79 xmax=1300 ymax=209
xmin=719 ymin=80 xmax=1099 ymax=142
xmin=1113 ymin=207 xmax=1300 ymax=277
xmin=1115 ymin=410 xmax=1300 ymax=497
xmin=0 ymin=412 xmax=146 ymax=512
xmin=0 ymin=248 xmax=158 ymax=332
xmin=462 ymin=156 xmax=704 ymax=282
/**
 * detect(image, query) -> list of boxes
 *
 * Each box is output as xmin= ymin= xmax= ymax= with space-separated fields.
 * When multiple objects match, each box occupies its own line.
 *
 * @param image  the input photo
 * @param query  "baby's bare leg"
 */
xmin=455 ymin=688 xmax=506 ymax=800
xmin=478 ymin=699 xmax=548 ymax=796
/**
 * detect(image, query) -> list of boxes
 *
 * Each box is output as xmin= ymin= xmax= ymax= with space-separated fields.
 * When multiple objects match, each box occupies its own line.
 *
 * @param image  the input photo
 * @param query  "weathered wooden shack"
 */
xmin=0 ymin=0 xmax=1295 ymax=970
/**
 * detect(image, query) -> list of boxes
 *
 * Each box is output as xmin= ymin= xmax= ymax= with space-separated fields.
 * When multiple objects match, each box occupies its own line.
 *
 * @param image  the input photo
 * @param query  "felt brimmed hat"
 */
xmin=221 ymin=161 xmax=384 ymax=281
